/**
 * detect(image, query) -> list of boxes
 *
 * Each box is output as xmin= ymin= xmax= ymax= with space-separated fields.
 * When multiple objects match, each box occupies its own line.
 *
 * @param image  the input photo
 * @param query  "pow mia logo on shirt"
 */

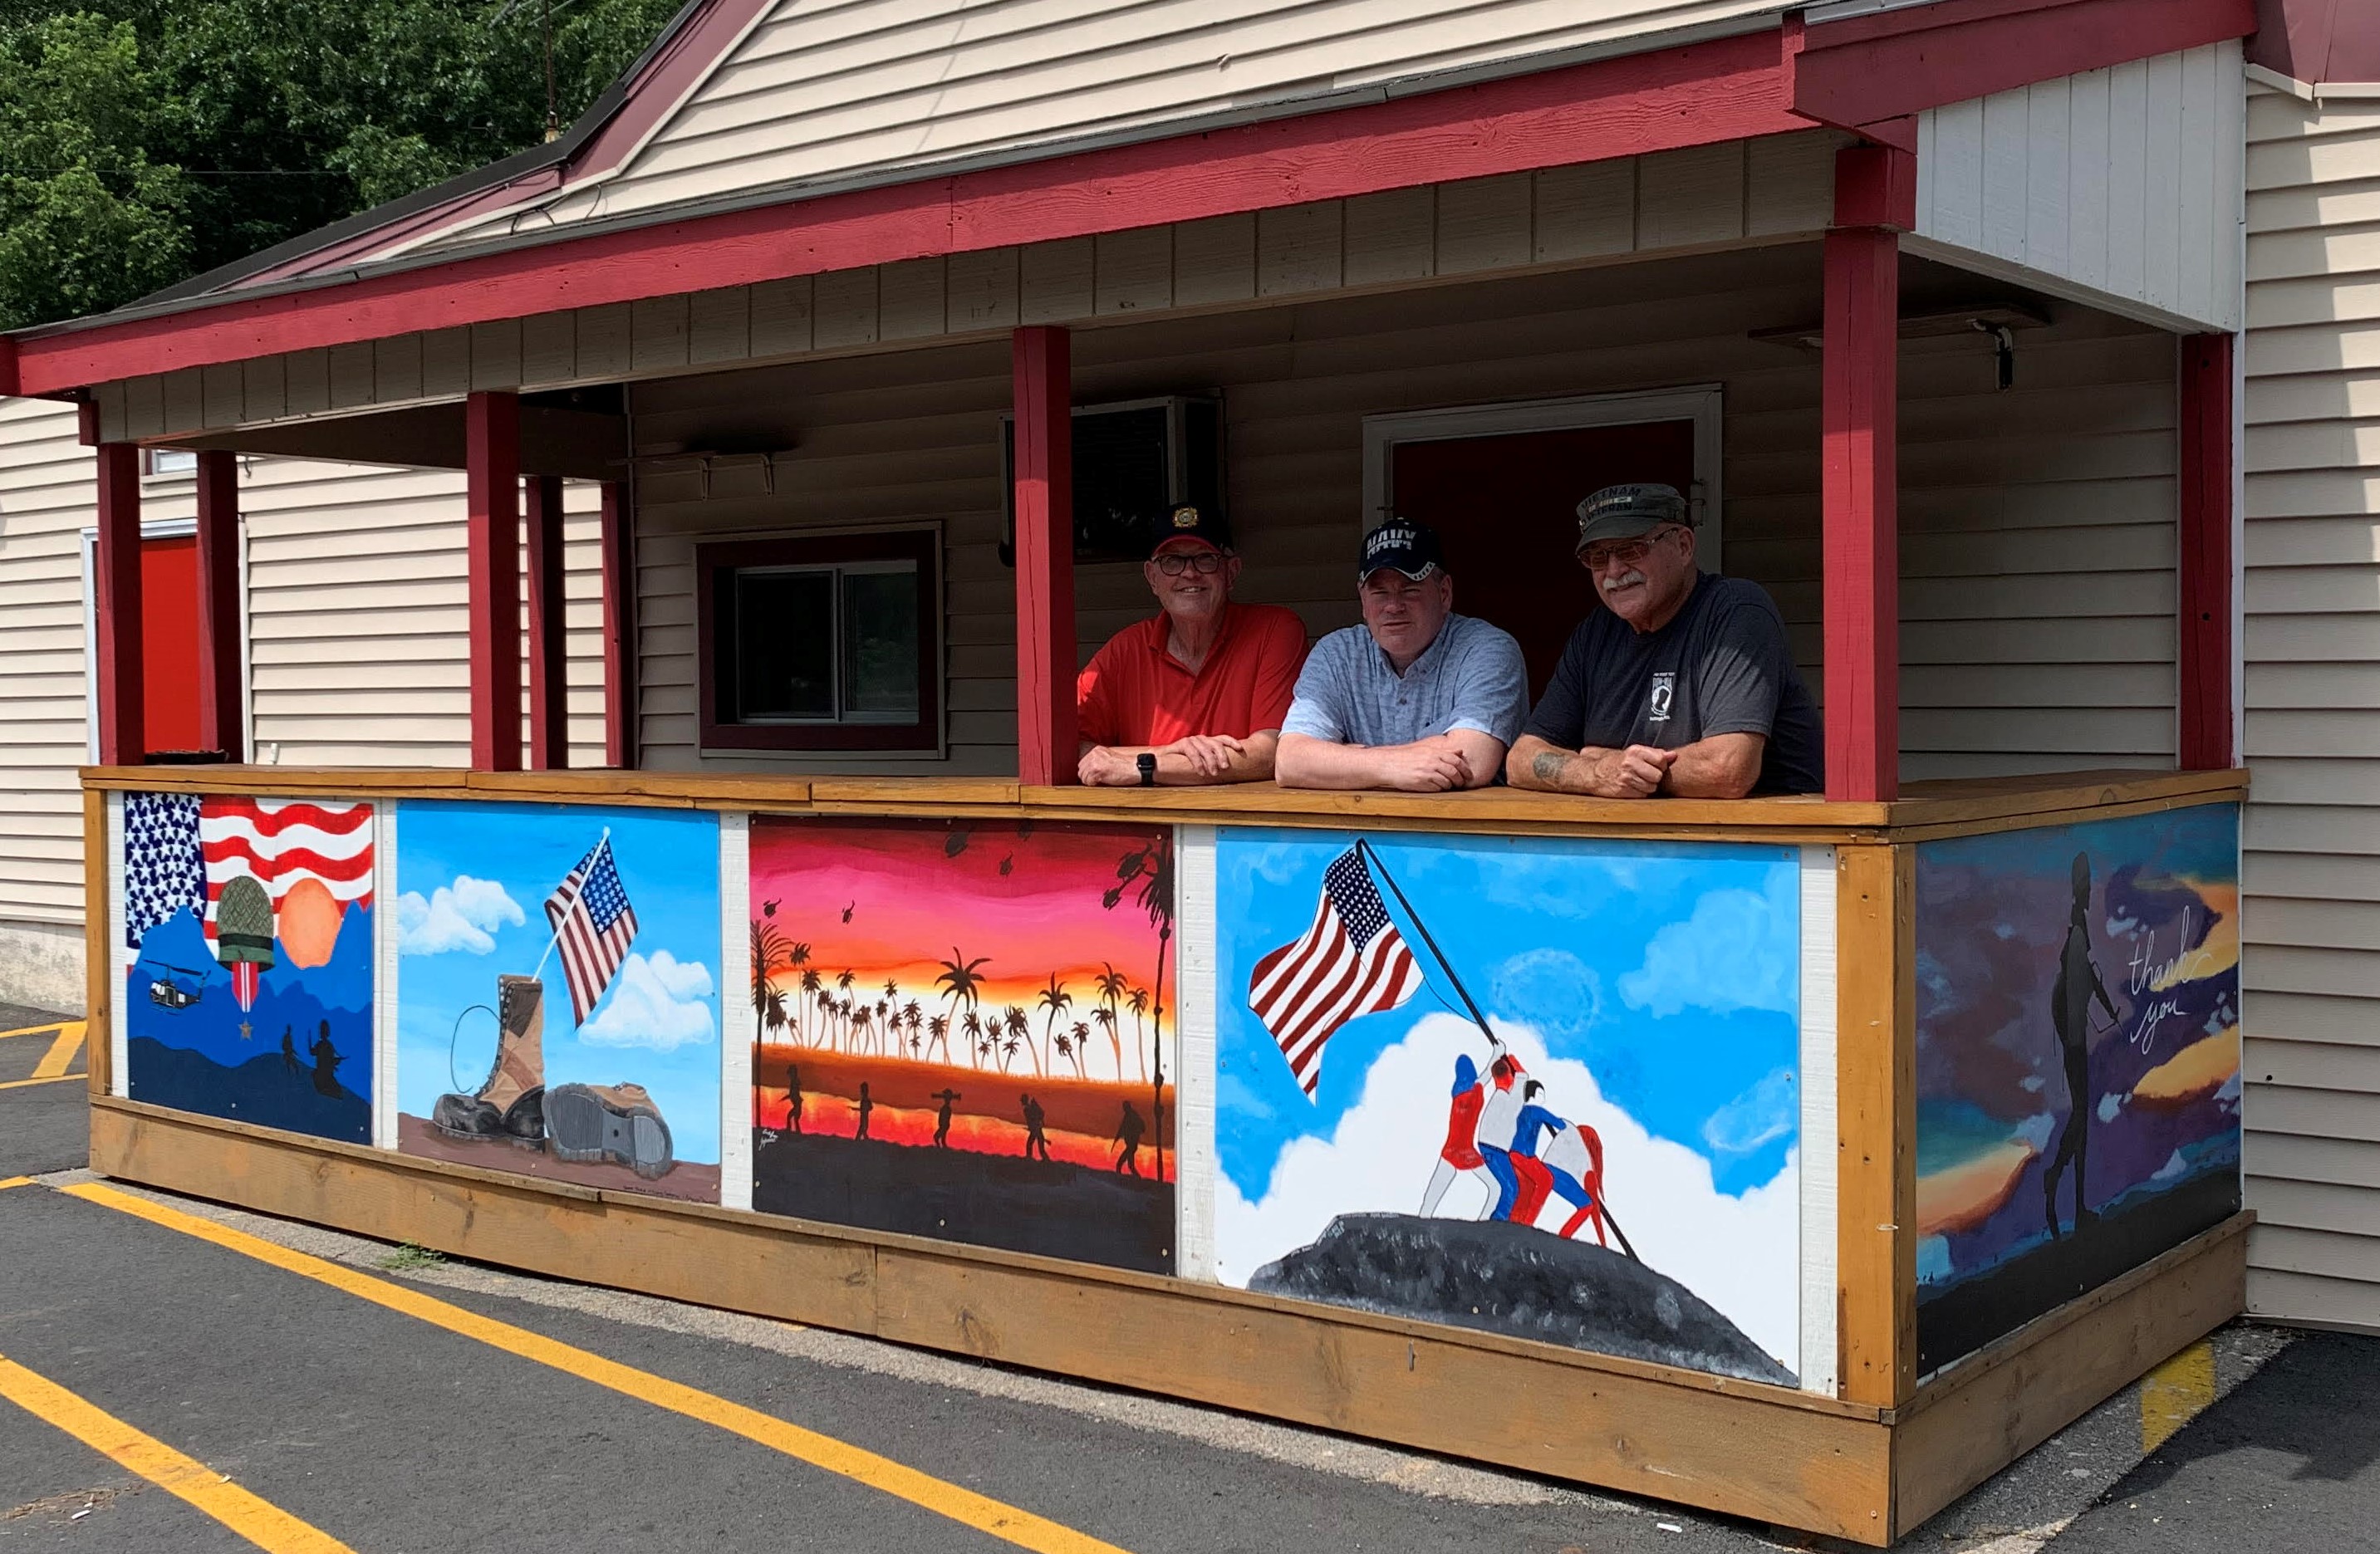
xmin=1648 ymin=671 xmax=1676 ymax=723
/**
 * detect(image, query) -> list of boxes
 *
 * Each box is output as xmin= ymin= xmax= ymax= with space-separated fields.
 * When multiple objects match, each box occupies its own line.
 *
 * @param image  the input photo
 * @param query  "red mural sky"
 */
xmin=748 ymin=816 xmax=1170 ymax=1009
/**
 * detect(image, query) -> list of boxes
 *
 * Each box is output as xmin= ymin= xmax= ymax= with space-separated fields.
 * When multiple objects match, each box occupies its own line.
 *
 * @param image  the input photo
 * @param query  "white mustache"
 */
xmin=1601 ymin=570 xmax=1646 ymax=594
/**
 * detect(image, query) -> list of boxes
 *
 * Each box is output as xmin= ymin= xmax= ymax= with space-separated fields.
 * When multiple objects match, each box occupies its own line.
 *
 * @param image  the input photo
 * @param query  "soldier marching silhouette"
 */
xmin=280 ymin=1026 xmax=302 ymax=1078
xmin=854 ymin=1081 xmax=873 ymax=1140
xmin=930 ymin=1090 xmax=960 ymax=1149
xmin=1019 ymin=1093 xmax=1052 ymax=1161
xmin=786 ymin=1063 xmax=804 ymax=1135
xmin=2043 ymin=852 xmax=2118 ymax=1239
xmin=309 ymin=1020 xmax=344 ymax=1098
xmin=1113 ymin=1101 xmax=1146 ymax=1177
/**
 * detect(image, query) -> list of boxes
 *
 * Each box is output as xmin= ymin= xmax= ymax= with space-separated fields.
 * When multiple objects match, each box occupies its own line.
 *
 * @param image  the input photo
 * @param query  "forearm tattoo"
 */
xmin=1531 ymin=750 xmax=1569 ymax=784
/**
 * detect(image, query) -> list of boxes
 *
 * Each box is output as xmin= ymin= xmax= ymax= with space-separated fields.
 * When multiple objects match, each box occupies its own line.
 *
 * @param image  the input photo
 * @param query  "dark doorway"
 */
xmin=1389 ymin=419 xmax=1697 ymax=699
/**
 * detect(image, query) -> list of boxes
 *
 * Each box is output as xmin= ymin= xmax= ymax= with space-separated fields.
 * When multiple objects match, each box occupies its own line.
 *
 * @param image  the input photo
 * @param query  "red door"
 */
xmin=139 ymin=535 xmax=204 ymax=754
xmin=1390 ymin=420 xmax=1697 ymax=699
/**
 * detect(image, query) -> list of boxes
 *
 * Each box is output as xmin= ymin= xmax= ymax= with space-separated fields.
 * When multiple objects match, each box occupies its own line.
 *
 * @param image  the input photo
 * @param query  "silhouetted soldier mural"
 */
xmin=280 ymin=1026 xmax=301 ymax=1078
xmin=1113 ymin=1101 xmax=1147 ymax=1176
xmin=1020 ymin=1093 xmax=1052 ymax=1161
xmin=930 ymin=1090 xmax=960 ymax=1148
xmin=309 ymin=1020 xmax=343 ymax=1097
xmin=2044 ymin=851 xmax=2117 ymax=1238
xmin=786 ymin=1063 xmax=805 ymax=1135
xmin=854 ymin=1081 xmax=873 ymax=1140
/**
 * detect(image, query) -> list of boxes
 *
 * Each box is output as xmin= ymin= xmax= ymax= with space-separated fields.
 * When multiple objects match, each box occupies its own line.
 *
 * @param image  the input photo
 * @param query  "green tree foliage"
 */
xmin=0 ymin=0 xmax=684 ymax=330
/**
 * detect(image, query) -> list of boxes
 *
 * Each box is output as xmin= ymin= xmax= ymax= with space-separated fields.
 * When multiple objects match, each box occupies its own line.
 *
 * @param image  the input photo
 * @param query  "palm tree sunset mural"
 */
xmin=746 ymin=816 xmax=1177 ymax=1274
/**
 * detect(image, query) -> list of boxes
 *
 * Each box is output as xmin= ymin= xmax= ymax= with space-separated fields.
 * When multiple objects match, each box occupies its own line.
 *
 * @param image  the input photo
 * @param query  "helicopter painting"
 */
xmin=141 ymin=960 xmax=205 ymax=1012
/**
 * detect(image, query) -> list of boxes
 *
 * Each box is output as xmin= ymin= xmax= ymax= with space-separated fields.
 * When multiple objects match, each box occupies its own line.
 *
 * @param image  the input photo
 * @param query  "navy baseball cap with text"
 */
xmin=1359 ymin=517 xmax=1445 ymax=580
xmin=1575 ymin=483 xmax=1691 ymax=552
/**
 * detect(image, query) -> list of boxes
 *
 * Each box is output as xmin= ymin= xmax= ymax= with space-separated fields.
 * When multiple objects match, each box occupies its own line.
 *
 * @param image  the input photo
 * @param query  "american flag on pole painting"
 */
xmin=1247 ymin=846 xmax=1424 ymax=1099
xmin=545 ymin=833 xmax=640 ymax=1022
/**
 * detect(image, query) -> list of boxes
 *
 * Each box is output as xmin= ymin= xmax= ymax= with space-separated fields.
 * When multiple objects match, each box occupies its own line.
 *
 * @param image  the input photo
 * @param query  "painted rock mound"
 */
xmin=1251 ymin=1212 xmax=1796 ymax=1386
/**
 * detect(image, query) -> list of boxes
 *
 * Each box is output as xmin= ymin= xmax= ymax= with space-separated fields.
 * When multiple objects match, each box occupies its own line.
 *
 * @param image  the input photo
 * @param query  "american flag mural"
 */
xmin=545 ymin=834 xmax=640 ymax=1023
xmin=1246 ymin=846 xmax=1425 ymax=1100
xmin=122 ymin=793 xmax=372 ymax=949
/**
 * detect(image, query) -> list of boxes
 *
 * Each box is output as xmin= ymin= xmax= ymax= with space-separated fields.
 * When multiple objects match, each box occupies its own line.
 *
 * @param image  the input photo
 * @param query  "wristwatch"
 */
xmin=1136 ymin=752 xmax=1158 ymax=787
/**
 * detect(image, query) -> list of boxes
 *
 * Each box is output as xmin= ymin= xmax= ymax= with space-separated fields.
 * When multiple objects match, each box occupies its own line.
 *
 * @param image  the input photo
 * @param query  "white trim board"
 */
xmin=1174 ymin=825 xmax=1219 ymax=1283
xmin=106 ymin=792 xmax=129 ymax=1098
xmin=373 ymin=802 xmax=400 ymax=1150
xmin=1360 ymin=386 xmax=1726 ymax=571
xmin=1797 ymin=844 xmax=1840 ymax=1397
xmin=719 ymin=811 xmax=754 ymax=1213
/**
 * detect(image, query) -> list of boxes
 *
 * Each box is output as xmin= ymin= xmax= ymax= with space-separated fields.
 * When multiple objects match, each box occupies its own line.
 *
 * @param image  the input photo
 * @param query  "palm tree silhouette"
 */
xmin=935 ymin=950 xmax=989 ymax=1066
xmin=962 ymin=1008 xmax=984 ymax=1065
xmin=1000 ymin=1006 xmax=1029 ymax=1073
xmin=798 ymin=968 xmax=823 ymax=1045
xmin=750 ymin=920 xmax=791 ymax=1042
xmin=1126 ymin=985 xmax=1149 ymax=1080
xmin=835 ymin=970 xmax=857 ymax=1051
xmin=1092 ymin=1006 xmax=1119 ymax=1081
xmin=1093 ymin=963 xmax=1129 ymax=1080
xmin=925 ymin=1012 xmax=947 ymax=1056
xmin=1068 ymin=1020 xmax=1092 ymax=1079
xmin=1106 ymin=833 xmax=1175 ymax=1180
xmin=1035 ymin=973 xmax=1072 ymax=1079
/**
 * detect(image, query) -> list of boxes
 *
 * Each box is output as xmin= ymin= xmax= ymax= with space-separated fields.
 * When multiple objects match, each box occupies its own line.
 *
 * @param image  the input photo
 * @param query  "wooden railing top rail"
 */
xmin=80 ymin=765 xmax=2247 ymax=843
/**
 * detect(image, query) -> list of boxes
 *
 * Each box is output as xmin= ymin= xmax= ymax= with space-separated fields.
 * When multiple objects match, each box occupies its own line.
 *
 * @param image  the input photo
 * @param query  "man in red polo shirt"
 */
xmin=1076 ymin=506 xmax=1308 ymax=786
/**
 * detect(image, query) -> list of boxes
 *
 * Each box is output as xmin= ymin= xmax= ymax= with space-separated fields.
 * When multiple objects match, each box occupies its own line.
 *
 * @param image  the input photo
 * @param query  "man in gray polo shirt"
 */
xmin=1276 ymin=519 xmax=1530 ymax=792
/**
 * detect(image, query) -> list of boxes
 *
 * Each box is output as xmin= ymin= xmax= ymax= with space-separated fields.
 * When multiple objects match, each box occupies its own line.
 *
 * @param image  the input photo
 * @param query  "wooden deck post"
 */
xmin=1838 ymin=843 xmax=1917 ymax=1409
xmin=91 ymin=433 xmax=145 ymax=767
xmin=601 ymin=479 xmax=635 ymax=770
xmin=1822 ymin=144 xmax=1912 ymax=804
xmin=194 ymin=450 xmax=243 ymax=761
xmin=1012 ymin=326 xmax=1077 ymax=785
xmin=466 ymin=390 xmax=523 ymax=772
xmin=526 ymin=473 xmax=569 ymax=770
xmin=2178 ymin=333 xmax=2236 ymax=770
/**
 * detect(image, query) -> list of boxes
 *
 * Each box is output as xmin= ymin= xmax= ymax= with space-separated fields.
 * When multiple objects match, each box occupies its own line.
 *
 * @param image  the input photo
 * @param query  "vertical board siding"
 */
xmin=408 ymin=0 xmax=1796 ymax=253
xmin=631 ymin=248 xmax=2177 ymax=780
xmin=0 ymin=398 xmax=611 ymax=936
xmin=2242 ymin=83 xmax=2380 ymax=1329
xmin=1916 ymin=42 xmax=2245 ymax=331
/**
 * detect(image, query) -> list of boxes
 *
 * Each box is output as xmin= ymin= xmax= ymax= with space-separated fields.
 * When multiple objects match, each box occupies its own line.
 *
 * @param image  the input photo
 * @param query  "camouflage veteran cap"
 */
xmin=1574 ymin=483 xmax=1691 ymax=552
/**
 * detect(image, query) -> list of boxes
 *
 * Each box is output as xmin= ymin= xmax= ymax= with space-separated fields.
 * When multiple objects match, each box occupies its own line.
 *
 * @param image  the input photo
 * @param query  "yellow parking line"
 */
xmin=66 ymin=1183 xmax=1129 ymax=1554
xmin=0 ymin=1351 xmax=356 ymax=1553
xmin=0 ymin=1073 xmax=83 ymax=1092
xmin=0 ymin=1176 xmax=34 ymax=1190
xmin=32 ymin=1023 xmax=86 ymax=1081
xmin=2142 ymin=1338 xmax=2216 ymax=1453
xmin=0 ymin=1022 xmax=64 ymax=1042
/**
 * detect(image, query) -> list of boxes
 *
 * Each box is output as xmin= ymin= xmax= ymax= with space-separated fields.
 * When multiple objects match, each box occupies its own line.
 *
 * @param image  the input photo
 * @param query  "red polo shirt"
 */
xmin=1076 ymin=603 xmax=1308 ymax=747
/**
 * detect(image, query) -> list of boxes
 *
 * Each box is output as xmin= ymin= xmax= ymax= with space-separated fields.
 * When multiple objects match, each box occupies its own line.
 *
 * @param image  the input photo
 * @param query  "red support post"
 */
xmin=2178 ymin=333 xmax=2236 ymax=771
xmin=600 ymin=479 xmax=636 ymax=770
xmin=526 ymin=473 xmax=570 ymax=770
xmin=1011 ymin=326 xmax=1077 ymax=786
xmin=194 ymin=450 xmax=244 ymax=761
xmin=466 ymin=390 xmax=523 ymax=772
xmin=1822 ymin=144 xmax=1911 ymax=804
xmin=92 ymin=441 xmax=145 ymax=767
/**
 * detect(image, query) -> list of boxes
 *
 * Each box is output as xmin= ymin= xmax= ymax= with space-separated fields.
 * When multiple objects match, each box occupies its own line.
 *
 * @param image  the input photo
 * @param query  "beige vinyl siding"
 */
xmin=409 ymin=0 xmax=1795 ymax=255
xmin=0 ymin=399 xmax=97 ymax=929
xmin=2242 ymin=82 xmax=2380 ymax=1331
xmin=633 ymin=244 xmax=2180 ymax=777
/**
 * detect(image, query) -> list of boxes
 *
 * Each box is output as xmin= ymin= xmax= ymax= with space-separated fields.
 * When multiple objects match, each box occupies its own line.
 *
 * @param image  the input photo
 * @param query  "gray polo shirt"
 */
xmin=1280 ymin=613 xmax=1530 ymax=750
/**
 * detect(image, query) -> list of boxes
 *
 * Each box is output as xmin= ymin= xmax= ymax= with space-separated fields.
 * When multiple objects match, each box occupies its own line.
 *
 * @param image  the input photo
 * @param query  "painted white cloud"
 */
xmin=1214 ymin=1014 xmax=1802 ymax=1377
xmin=579 ymin=950 xmax=717 ymax=1051
xmin=1703 ymin=1066 xmax=1797 ymax=1155
xmin=1617 ymin=871 xmax=1797 ymax=1017
xmin=396 ymin=876 xmax=525 ymax=956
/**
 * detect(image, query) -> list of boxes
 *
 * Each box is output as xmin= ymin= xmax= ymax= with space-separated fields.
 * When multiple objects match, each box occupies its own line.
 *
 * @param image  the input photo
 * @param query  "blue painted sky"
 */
xmin=1215 ymin=829 xmax=1802 ymax=1199
xmin=395 ymin=802 xmax=723 ymax=1164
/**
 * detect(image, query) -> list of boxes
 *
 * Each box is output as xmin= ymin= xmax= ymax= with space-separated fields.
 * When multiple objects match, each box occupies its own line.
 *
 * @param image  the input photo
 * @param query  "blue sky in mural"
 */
xmin=1215 ymin=829 xmax=1802 ymax=1199
xmin=395 ymin=802 xmax=723 ymax=1164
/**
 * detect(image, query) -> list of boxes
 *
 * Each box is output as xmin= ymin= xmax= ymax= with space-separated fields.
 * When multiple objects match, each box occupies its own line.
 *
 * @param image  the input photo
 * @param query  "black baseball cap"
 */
xmin=1359 ymin=517 xmax=1445 ymax=580
xmin=1148 ymin=503 xmax=1231 ymax=556
xmin=1575 ymin=483 xmax=1691 ymax=551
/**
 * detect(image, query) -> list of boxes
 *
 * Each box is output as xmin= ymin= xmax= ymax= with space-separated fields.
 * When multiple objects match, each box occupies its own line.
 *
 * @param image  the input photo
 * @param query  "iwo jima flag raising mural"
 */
xmin=1218 ymin=830 xmax=1805 ymax=1385
xmin=120 ymin=793 xmax=375 ymax=1142
xmin=395 ymin=803 xmax=723 ymax=1203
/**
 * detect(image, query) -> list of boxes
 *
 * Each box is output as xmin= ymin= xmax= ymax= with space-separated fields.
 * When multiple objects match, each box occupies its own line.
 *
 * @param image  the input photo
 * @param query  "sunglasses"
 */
xmin=1153 ymin=551 xmax=1226 ymax=576
xmin=1579 ymin=526 xmax=1684 ymax=571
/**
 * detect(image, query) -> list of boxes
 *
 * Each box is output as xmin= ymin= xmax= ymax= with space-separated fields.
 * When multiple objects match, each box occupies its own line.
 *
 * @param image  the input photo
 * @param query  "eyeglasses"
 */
xmin=1579 ymin=527 xmax=1683 ymax=571
xmin=1154 ymin=551 xmax=1226 ymax=576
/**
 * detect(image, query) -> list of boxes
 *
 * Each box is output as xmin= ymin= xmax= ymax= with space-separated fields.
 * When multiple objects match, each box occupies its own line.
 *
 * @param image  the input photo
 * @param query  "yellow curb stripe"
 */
xmin=0 ymin=1177 xmax=34 ymax=1190
xmin=2141 ymin=1338 xmax=2216 ymax=1454
xmin=32 ymin=1023 xmax=87 ymax=1081
xmin=65 ymin=1182 xmax=1129 ymax=1554
xmin=0 ymin=1351 xmax=356 ymax=1553
xmin=0 ymin=1022 xmax=66 ymax=1042
xmin=0 ymin=1073 xmax=84 ymax=1092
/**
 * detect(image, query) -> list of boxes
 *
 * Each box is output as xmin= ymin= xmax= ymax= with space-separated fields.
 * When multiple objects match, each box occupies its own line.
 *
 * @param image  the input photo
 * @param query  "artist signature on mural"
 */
xmin=2123 ymin=907 xmax=2212 ymax=1056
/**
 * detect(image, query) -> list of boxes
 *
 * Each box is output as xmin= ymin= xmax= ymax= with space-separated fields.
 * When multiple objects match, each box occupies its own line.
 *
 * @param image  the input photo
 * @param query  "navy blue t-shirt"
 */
xmin=1522 ymin=573 xmax=1824 ymax=795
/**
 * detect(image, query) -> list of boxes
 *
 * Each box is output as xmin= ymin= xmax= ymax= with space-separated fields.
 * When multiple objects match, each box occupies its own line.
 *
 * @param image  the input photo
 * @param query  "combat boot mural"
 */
xmin=431 ymin=972 xmax=549 ymax=1145
xmin=396 ymin=804 xmax=723 ymax=1203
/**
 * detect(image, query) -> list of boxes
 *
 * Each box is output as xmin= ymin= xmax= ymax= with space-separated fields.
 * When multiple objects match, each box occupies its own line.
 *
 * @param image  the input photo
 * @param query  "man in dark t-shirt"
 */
xmin=1507 ymin=483 xmax=1823 ymax=798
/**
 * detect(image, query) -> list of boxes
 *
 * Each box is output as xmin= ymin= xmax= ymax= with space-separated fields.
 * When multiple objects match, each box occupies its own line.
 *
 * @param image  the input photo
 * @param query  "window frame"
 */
xmin=694 ymin=527 xmax=943 ymax=754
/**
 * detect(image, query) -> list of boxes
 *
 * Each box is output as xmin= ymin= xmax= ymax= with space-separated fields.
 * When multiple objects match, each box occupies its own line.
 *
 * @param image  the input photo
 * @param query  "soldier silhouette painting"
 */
xmin=2043 ymin=852 xmax=2117 ymax=1238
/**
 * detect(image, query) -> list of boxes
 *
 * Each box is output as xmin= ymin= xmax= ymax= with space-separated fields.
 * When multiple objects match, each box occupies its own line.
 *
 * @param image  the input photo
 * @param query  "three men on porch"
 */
xmin=1508 ymin=483 xmax=1824 ymax=799
xmin=1075 ymin=506 xmax=1310 ymax=787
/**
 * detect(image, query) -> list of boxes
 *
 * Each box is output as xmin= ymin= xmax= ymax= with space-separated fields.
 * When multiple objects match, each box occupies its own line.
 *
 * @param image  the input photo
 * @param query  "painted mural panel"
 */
xmin=120 ymin=793 xmax=374 ymax=1142
xmin=748 ymin=816 xmax=1177 ymax=1273
xmin=1215 ymin=830 xmax=1804 ymax=1385
xmin=1916 ymin=804 xmax=2243 ymax=1373
xmin=395 ymin=802 xmax=724 ymax=1203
